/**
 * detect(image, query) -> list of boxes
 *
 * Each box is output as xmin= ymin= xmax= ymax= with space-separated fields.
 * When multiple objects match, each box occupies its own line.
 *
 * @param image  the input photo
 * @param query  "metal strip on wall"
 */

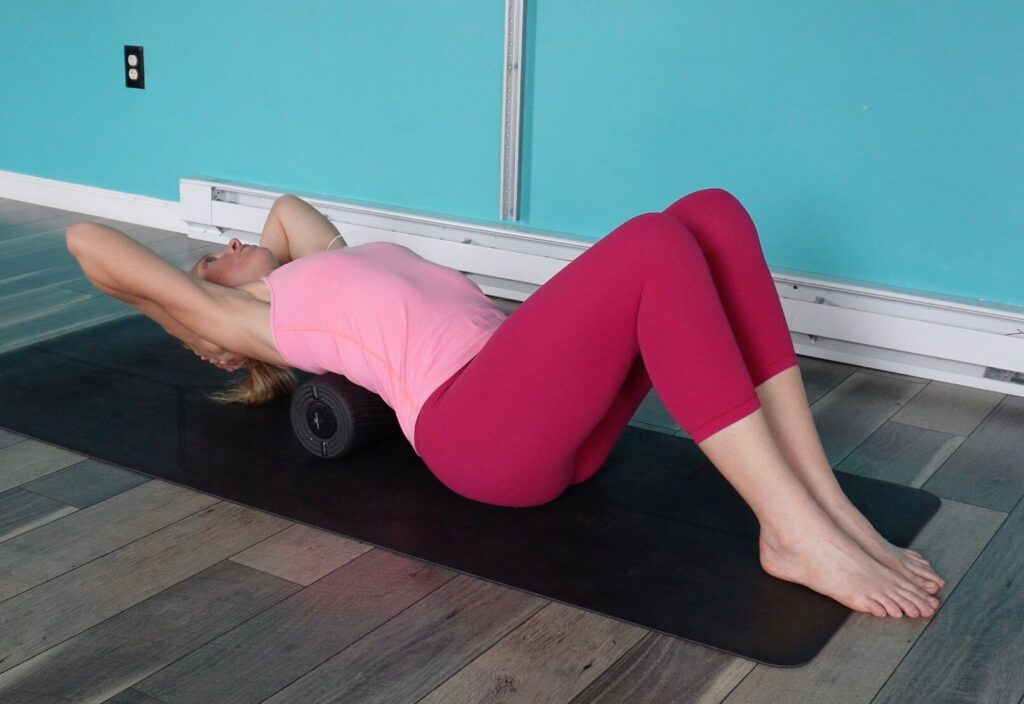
xmin=500 ymin=0 xmax=525 ymax=221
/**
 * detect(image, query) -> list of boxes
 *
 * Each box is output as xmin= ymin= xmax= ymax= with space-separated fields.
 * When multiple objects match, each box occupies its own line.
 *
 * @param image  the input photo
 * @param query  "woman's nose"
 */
xmin=227 ymin=238 xmax=242 ymax=252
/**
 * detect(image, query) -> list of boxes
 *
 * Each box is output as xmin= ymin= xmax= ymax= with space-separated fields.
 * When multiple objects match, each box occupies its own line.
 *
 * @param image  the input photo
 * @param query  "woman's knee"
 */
xmin=595 ymin=211 xmax=707 ymax=285
xmin=670 ymin=187 xmax=744 ymax=214
xmin=697 ymin=187 xmax=742 ymax=208
xmin=624 ymin=212 xmax=704 ymax=263
xmin=664 ymin=187 xmax=760 ymax=256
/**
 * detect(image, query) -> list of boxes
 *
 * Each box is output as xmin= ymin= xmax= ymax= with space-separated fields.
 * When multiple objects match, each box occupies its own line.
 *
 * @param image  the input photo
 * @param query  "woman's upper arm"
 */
xmin=258 ymin=219 xmax=292 ymax=265
xmin=271 ymin=195 xmax=348 ymax=260
xmin=67 ymin=223 xmax=250 ymax=352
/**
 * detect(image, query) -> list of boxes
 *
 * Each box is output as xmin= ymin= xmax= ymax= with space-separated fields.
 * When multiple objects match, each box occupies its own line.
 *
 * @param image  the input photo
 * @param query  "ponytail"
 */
xmin=206 ymin=358 xmax=298 ymax=406
xmin=180 ymin=340 xmax=297 ymax=405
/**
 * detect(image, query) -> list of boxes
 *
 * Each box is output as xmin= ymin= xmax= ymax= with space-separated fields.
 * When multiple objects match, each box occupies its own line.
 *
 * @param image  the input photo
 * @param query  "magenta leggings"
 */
xmin=414 ymin=188 xmax=799 ymax=508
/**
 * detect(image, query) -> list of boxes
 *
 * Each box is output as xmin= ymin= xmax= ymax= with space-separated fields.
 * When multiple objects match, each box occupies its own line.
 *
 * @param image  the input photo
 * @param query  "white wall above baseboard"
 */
xmin=3 ymin=169 xmax=1021 ymax=397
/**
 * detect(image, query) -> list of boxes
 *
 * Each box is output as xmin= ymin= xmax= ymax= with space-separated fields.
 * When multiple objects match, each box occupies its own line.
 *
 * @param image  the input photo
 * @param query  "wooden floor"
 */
xmin=0 ymin=197 xmax=1022 ymax=704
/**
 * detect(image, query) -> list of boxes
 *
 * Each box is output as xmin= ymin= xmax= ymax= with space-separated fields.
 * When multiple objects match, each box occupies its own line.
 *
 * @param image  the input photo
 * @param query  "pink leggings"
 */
xmin=414 ymin=188 xmax=799 ymax=508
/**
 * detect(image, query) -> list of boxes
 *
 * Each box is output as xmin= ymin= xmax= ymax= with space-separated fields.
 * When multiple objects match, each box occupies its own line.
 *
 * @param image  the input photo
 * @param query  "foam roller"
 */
xmin=290 ymin=373 xmax=399 ymax=459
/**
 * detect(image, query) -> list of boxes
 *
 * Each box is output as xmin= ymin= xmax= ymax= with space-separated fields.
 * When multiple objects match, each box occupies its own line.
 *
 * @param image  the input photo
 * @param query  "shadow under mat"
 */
xmin=0 ymin=315 xmax=940 ymax=667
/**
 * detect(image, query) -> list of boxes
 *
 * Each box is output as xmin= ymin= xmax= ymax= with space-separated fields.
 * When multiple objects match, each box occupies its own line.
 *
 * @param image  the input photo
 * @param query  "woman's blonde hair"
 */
xmin=180 ymin=342 xmax=298 ymax=405
xmin=186 ymin=254 xmax=298 ymax=405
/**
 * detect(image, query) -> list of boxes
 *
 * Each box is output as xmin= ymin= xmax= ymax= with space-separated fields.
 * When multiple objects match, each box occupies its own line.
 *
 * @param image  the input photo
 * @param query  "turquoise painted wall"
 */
xmin=1 ymin=2 xmax=1022 ymax=307
xmin=0 ymin=1 xmax=504 ymax=217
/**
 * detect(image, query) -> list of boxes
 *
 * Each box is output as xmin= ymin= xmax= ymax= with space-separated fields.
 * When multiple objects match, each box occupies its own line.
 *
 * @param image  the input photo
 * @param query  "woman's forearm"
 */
xmin=136 ymin=299 xmax=204 ymax=348
xmin=68 ymin=223 xmax=208 ymax=348
xmin=88 ymin=277 xmax=204 ymax=348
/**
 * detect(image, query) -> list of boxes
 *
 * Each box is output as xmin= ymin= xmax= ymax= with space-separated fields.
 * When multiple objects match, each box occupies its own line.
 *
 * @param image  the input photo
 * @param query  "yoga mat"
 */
xmin=0 ymin=315 xmax=941 ymax=667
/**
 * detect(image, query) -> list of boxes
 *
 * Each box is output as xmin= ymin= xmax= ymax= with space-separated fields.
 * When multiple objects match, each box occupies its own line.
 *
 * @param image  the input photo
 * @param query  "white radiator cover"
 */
xmin=180 ymin=177 xmax=1024 ymax=398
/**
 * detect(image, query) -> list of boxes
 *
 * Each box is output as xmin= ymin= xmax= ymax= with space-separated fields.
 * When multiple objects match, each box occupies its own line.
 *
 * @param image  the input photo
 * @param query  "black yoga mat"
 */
xmin=0 ymin=314 xmax=940 ymax=667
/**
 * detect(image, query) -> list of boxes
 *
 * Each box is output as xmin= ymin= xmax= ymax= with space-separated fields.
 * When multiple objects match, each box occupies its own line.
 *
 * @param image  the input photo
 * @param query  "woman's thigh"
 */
xmin=415 ymin=212 xmax=669 ymax=508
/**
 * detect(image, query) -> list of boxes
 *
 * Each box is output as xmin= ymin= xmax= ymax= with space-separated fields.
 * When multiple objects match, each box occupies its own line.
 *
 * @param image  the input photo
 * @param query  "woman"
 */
xmin=66 ymin=189 xmax=946 ymax=619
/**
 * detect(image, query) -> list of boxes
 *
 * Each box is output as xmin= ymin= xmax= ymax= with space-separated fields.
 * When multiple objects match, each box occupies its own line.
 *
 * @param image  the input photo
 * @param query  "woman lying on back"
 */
xmin=67 ymin=190 xmax=946 ymax=619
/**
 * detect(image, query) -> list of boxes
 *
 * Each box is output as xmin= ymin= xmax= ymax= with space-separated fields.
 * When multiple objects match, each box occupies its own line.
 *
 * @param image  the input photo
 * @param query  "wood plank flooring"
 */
xmin=1 ymin=198 xmax=1022 ymax=703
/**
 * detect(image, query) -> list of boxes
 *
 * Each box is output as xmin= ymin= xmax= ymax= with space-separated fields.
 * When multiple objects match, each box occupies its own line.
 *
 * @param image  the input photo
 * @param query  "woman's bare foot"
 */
xmin=758 ymin=508 xmax=940 ymax=618
xmin=817 ymin=492 xmax=946 ymax=596
xmin=748 ymin=364 xmax=945 ymax=598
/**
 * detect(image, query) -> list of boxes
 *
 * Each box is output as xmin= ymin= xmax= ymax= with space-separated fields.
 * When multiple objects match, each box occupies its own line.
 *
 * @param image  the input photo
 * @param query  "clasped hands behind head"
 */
xmin=186 ymin=337 xmax=246 ymax=372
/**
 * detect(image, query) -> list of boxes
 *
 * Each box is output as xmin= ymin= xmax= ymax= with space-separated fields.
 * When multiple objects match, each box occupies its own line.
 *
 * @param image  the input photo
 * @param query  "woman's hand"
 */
xmin=189 ymin=338 xmax=247 ymax=372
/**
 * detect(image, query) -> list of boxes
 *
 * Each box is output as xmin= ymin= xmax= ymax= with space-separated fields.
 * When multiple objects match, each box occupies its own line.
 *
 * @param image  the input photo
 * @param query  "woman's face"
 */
xmin=191 ymin=238 xmax=280 ymax=287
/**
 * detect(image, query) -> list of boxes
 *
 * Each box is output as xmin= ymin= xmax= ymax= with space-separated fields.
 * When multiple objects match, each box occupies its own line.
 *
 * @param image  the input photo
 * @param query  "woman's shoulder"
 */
xmin=231 ymin=280 xmax=288 ymax=366
xmin=236 ymin=279 xmax=271 ymax=304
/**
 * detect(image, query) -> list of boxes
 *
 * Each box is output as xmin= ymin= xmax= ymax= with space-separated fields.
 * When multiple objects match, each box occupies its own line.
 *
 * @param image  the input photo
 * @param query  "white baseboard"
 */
xmin=0 ymin=169 xmax=186 ymax=233
xmin=178 ymin=177 xmax=1024 ymax=397
xmin=3 ymin=169 xmax=1022 ymax=397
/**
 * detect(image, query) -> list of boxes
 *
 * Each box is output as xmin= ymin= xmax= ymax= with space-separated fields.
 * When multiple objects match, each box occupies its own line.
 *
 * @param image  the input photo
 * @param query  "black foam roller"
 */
xmin=290 ymin=373 xmax=400 ymax=459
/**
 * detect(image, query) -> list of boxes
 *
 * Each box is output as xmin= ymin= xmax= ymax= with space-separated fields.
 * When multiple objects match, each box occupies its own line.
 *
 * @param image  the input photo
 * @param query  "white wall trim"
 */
xmin=3 ymin=170 xmax=1022 ymax=397
xmin=0 ymin=169 xmax=186 ymax=233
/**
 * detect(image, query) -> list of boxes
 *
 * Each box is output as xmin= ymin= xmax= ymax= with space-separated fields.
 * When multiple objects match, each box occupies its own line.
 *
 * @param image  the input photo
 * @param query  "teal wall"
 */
xmin=0 ymin=1 xmax=504 ymax=217
xmin=2 ymin=2 xmax=1022 ymax=307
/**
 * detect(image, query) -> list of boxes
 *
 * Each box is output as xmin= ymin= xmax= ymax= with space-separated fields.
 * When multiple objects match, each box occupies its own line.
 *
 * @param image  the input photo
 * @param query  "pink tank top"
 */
xmin=261 ymin=242 xmax=506 ymax=455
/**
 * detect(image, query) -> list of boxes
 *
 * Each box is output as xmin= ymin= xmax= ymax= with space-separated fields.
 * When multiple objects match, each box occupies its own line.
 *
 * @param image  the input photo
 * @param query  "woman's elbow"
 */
xmin=65 ymin=222 xmax=95 ymax=257
xmin=64 ymin=223 xmax=108 ymax=286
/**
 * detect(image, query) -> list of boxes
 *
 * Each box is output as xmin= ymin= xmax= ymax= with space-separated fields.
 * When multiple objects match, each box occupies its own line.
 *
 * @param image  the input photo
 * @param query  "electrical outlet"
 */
xmin=124 ymin=45 xmax=145 ymax=89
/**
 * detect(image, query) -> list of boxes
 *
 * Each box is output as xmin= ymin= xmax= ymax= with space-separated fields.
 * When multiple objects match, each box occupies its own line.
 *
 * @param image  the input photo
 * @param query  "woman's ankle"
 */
xmin=757 ymin=492 xmax=845 ymax=548
xmin=782 ymin=460 xmax=848 ymax=510
xmin=821 ymin=495 xmax=883 ymax=542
